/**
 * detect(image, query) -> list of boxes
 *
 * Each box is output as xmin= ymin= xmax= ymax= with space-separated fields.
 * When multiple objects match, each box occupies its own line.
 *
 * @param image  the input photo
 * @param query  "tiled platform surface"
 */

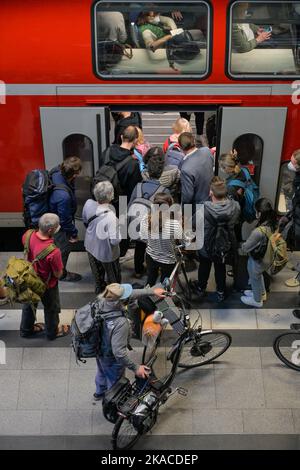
xmin=1 ymin=251 xmax=300 ymax=449
xmin=0 ymin=346 xmax=300 ymax=441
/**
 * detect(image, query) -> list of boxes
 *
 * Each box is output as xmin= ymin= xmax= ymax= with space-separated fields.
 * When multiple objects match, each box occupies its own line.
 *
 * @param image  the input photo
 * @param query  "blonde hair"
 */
xmin=172 ymin=117 xmax=192 ymax=135
xmin=220 ymin=153 xmax=240 ymax=174
xmin=135 ymin=127 xmax=144 ymax=145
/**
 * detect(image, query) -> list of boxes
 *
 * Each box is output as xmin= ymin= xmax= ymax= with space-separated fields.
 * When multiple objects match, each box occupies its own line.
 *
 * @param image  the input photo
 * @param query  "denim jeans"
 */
xmin=247 ymin=256 xmax=266 ymax=302
xmin=95 ymin=356 xmax=125 ymax=395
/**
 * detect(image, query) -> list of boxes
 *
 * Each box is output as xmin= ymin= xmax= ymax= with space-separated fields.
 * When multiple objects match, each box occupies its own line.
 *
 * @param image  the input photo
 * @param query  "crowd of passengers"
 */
xmin=2 ymin=113 xmax=300 ymax=397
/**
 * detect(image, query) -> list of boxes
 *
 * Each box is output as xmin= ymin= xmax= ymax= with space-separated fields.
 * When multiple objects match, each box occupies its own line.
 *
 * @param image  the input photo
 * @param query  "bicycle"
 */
xmin=166 ymin=242 xmax=194 ymax=304
xmin=106 ymin=287 xmax=231 ymax=450
xmin=273 ymin=308 xmax=300 ymax=371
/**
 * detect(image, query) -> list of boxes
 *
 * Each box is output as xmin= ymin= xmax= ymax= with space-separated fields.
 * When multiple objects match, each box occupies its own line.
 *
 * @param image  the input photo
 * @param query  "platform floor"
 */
xmin=1 ymin=250 xmax=300 ymax=449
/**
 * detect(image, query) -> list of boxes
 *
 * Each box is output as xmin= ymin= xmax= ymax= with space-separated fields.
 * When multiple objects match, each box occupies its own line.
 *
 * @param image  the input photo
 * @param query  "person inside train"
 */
xmin=232 ymin=2 xmax=272 ymax=53
xmin=140 ymin=192 xmax=184 ymax=287
xmin=20 ymin=213 xmax=70 ymax=340
xmin=240 ymin=198 xmax=278 ymax=308
xmin=136 ymin=10 xmax=203 ymax=51
xmin=136 ymin=10 xmax=178 ymax=51
xmin=163 ymin=117 xmax=192 ymax=153
xmin=113 ymin=111 xmax=142 ymax=145
xmin=49 ymin=156 xmax=82 ymax=283
xmin=192 ymin=177 xmax=240 ymax=303
xmin=96 ymin=9 xmax=127 ymax=43
xmin=82 ymin=181 xmax=121 ymax=296
xmin=178 ymin=132 xmax=214 ymax=212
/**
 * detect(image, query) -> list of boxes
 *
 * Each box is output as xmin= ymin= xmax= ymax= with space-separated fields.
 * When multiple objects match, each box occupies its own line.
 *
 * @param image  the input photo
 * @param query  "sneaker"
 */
xmin=240 ymin=296 xmax=263 ymax=308
xmin=244 ymin=290 xmax=267 ymax=302
xmin=60 ymin=272 xmax=82 ymax=282
xmin=93 ymin=393 xmax=104 ymax=401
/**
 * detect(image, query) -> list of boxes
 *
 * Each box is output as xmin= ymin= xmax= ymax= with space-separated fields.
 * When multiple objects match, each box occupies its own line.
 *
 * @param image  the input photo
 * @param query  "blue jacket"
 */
xmin=49 ymin=167 xmax=78 ymax=238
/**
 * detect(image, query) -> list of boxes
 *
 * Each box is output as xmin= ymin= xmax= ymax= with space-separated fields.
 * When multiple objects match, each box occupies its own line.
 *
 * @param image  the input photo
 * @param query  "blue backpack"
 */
xmin=22 ymin=168 xmax=72 ymax=228
xmin=227 ymin=167 xmax=259 ymax=223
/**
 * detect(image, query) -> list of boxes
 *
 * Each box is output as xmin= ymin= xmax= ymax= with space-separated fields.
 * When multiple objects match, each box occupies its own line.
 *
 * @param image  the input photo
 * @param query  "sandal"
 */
xmin=55 ymin=324 xmax=70 ymax=338
xmin=21 ymin=322 xmax=45 ymax=338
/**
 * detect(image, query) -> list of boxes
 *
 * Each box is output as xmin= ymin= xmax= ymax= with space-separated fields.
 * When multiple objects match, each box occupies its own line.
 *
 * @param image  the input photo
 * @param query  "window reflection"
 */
xmin=63 ymin=134 xmax=94 ymax=218
xmin=94 ymin=2 xmax=209 ymax=78
xmin=230 ymin=1 xmax=300 ymax=77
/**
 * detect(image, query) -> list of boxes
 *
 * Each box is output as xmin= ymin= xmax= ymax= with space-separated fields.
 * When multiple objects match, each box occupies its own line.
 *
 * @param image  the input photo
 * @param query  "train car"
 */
xmin=1 ymin=0 xmax=300 ymax=238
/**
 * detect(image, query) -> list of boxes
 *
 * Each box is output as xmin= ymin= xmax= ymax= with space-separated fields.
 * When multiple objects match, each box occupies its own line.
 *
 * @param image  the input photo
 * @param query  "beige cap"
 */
xmin=100 ymin=283 xmax=133 ymax=300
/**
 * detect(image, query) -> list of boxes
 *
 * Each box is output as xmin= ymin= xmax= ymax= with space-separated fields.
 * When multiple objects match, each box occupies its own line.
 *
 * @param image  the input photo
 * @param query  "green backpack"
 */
xmin=259 ymin=227 xmax=288 ymax=275
xmin=3 ymin=230 xmax=56 ymax=304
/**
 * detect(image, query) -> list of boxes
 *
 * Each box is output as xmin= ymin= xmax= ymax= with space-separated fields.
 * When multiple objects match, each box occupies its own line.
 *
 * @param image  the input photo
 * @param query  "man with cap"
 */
xmin=94 ymin=282 xmax=166 ymax=401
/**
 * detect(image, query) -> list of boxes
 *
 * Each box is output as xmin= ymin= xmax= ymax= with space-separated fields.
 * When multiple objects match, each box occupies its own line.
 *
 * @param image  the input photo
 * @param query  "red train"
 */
xmin=0 ymin=0 xmax=300 ymax=230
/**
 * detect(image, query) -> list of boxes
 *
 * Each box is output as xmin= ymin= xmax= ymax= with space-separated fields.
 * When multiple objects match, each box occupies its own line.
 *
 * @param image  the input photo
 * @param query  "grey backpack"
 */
xmin=71 ymin=301 xmax=121 ymax=364
xmin=128 ymin=182 xmax=165 ymax=240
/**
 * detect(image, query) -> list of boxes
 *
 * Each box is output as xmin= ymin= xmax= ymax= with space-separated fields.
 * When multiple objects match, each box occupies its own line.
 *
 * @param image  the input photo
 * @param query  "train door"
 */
xmin=40 ymin=107 xmax=110 ymax=236
xmin=217 ymin=107 xmax=287 ymax=205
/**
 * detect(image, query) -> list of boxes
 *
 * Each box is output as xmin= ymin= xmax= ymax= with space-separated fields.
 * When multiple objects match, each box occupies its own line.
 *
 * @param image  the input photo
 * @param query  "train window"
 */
xmin=277 ymin=162 xmax=295 ymax=214
xmin=228 ymin=1 xmax=300 ymax=78
xmin=93 ymin=1 xmax=210 ymax=79
xmin=63 ymin=134 xmax=94 ymax=218
xmin=232 ymin=133 xmax=263 ymax=184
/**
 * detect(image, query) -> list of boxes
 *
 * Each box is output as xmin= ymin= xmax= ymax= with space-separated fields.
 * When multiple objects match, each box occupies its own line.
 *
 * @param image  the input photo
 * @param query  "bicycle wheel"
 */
xmin=273 ymin=331 xmax=300 ymax=371
xmin=112 ymin=416 xmax=141 ymax=450
xmin=176 ymin=330 xmax=232 ymax=368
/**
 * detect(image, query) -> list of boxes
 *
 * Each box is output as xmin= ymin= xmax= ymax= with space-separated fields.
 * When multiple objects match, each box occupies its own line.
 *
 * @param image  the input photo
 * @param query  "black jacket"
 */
xmin=113 ymin=112 xmax=142 ymax=145
xmin=108 ymin=144 xmax=142 ymax=199
xmin=292 ymin=171 xmax=300 ymax=250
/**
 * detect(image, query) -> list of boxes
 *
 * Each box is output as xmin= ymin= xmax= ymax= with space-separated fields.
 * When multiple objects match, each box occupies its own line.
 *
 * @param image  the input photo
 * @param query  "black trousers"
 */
xmin=179 ymin=112 xmax=205 ymax=135
xmin=87 ymin=252 xmax=121 ymax=293
xmin=146 ymin=253 xmax=176 ymax=287
xmin=54 ymin=230 xmax=71 ymax=277
xmin=120 ymin=239 xmax=146 ymax=275
xmin=20 ymin=284 xmax=61 ymax=340
xmin=198 ymin=254 xmax=226 ymax=293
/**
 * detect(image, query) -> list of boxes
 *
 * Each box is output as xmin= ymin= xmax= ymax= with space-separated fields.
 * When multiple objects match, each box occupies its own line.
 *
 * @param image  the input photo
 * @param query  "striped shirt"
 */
xmin=140 ymin=216 xmax=183 ymax=264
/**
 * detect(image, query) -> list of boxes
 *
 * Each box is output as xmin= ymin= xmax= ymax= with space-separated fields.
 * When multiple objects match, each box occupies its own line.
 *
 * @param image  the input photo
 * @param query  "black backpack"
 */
xmin=205 ymin=212 xmax=234 ymax=264
xmin=166 ymin=31 xmax=200 ymax=69
xmin=97 ymin=40 xmax=132 ymax=70
xmin=22 ymin=168 xmax=72 ymax=228
xmin=92 ymin=154 xmax=132 ymax=202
